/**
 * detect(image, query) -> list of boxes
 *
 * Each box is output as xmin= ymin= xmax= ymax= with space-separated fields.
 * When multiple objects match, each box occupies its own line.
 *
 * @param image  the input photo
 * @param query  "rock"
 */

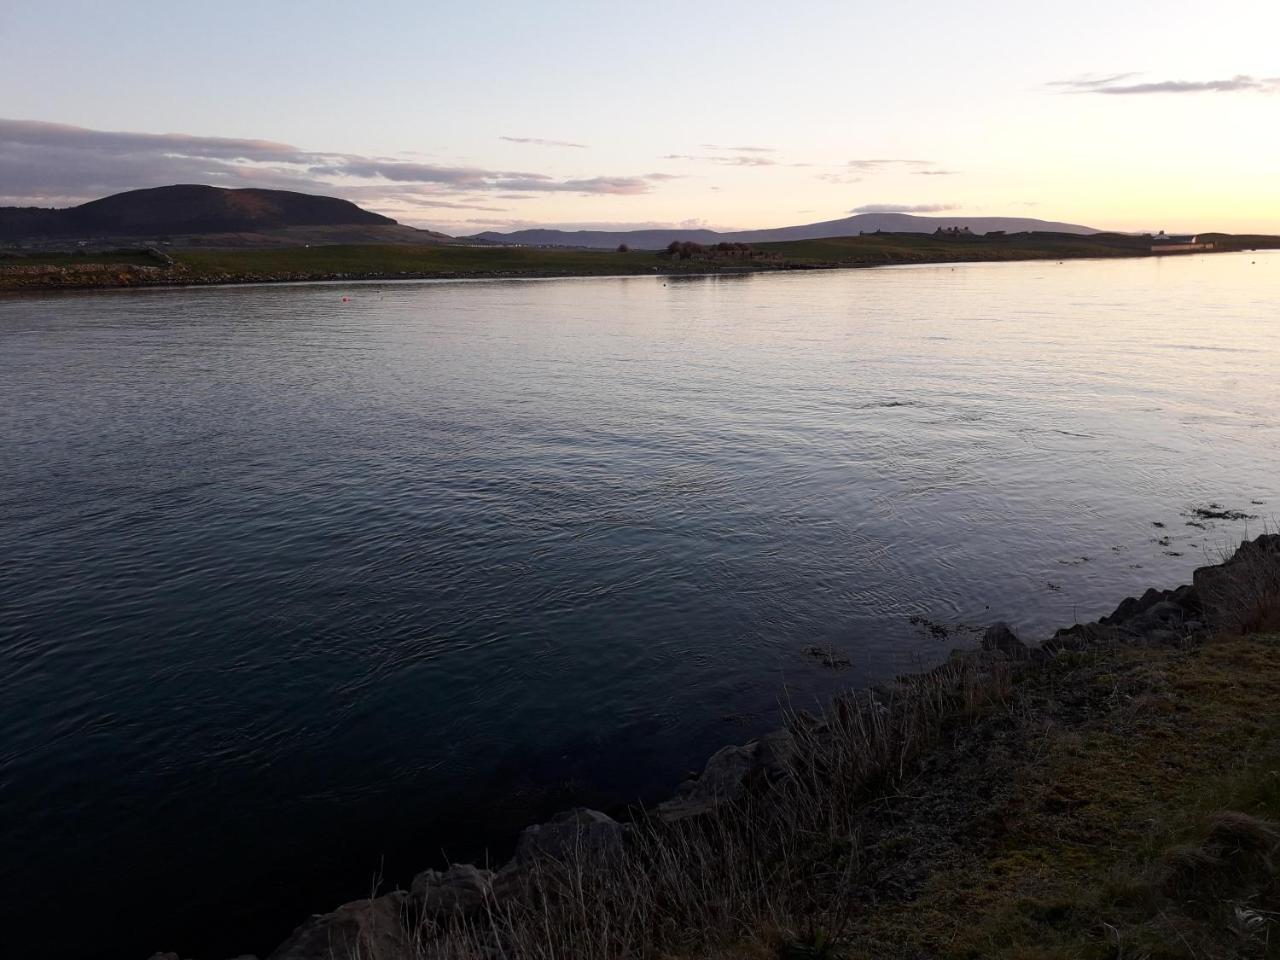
xmin=1170 ymin=583 xmax=1202 ymax=614
xmin=513 ymin=808 xmax=626 ymax=864
xmin=657 ymin=743 xmax=758 ymax=820
xmin=267 ymin=892 xmax=410 ymax=960
xmin=754 ymin=728 xmax=796 ymax=780
xmin=410 ymin=863 xmax=493 ymax=917
xmin=1145 ymin=600 xmax=1185 ymax=622
xmin=981 ymin=622 xmax=1028 ymax=658
xmin=1041 ymin=622 xmax=1109 ymax=654
xmin=1194 ymin=534 xmax=1280 ymax=627
xmin=1104 ymin=587 xmax=1164 ymax=624
xmin=653 ymin=726 xmax=797 ymax=822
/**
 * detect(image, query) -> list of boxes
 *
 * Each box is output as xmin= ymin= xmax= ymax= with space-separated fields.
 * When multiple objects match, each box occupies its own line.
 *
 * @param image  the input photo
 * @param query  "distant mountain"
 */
xmin=0 ymin=185 xmax=420 ymax=242
xmin=472 ymin=212 xmax=1100 ymax=249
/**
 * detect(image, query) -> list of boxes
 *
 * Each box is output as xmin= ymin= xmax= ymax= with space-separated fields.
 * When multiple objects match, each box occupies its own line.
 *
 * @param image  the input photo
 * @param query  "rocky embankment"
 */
xmin=0 ymin=260 xmax=175 ymax=289
xmin=148 ymin=534 xmax=1280 ymax=960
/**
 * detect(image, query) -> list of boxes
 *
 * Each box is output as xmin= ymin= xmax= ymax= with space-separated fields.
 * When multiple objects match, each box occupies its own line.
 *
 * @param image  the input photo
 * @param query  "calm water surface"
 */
xmin=2 ymin=253 xmax=1279 ymax=958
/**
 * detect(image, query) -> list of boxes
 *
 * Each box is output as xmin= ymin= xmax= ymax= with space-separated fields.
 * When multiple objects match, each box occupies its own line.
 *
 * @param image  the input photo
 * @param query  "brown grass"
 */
xmin=394 ymin=655 xmax=1015 ymax=960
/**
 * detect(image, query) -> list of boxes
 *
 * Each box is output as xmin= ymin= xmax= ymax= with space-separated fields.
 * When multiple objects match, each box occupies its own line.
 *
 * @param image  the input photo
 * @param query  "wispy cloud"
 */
xmin=662 ymin=152 xmax=777 ymax=167
xmin=851 ymin=203 xmax=958 ymax=214
xmin=818 ymin=159 xmax=938 ymax=185
xmin=915 ymin=169 xmax=958 ymax=176
xmin=1050 ymin=73 xmax=1280 ymax=95
xmin=0 ymin=118 xmax=668 ymax=209
xmin=846 ymin=158 xmax=934 ymax=170
xmin=699 ymin=144 xmax=775 ymax=153
xmin=499 ymin=135 xmax=588 ymax=148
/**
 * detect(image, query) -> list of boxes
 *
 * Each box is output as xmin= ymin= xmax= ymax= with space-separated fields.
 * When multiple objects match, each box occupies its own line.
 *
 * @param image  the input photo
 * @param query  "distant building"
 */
xmin=1150 ymin=230 xmax=1214 ymax=254
xmin=934 ymin=226 xmax=973 ymax=236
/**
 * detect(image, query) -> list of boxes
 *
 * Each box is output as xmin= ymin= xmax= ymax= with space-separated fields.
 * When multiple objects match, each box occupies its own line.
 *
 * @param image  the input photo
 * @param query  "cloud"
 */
xmin=851 ymin=203 xmax=958 ymax=214
xmin=845 ymin=158 xmax=934 ymax=170
xmin=699 ymin=144 xmax=775 ymax=153
xmin=330 ymin=184 xmax=512 ymax=212
xmin=1050 ymin=73 xmax=1280 ymax=95
xmin=0 ymin=118 xmax=668 ymax=207
xmin=499 ymin=136 xmax=588 ymax=148
xmin=818 ymin=159 xmax=939 ymax=184
xmin=1046 ymin=72 xmax=1140 ymax=90
xmin=662 ymin=153 xmax=776 ymax=167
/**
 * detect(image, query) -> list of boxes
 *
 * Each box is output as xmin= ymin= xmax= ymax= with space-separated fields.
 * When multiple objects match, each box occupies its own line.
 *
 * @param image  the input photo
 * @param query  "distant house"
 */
xmin=1150 ymin=230 xmax=1214 ymax=254
xmin=934 ymin=226 xmax=973 ymax=237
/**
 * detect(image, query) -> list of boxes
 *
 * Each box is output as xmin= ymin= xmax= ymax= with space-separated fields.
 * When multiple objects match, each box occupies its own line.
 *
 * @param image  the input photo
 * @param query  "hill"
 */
xmin=471 ymin=212 xmax=1101 ymax=249
xmin=0 ymin=185 xmax=451 ymax=245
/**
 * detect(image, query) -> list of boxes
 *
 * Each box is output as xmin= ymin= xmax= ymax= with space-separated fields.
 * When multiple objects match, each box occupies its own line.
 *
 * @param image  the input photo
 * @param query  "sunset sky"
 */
xmin=3 ymin=0 xmax=1278 ymax=234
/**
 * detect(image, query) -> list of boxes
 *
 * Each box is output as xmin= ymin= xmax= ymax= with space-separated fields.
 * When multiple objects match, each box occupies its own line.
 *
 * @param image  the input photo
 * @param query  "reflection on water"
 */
xmin=2 ymin=252 xmax=1279 ymax=958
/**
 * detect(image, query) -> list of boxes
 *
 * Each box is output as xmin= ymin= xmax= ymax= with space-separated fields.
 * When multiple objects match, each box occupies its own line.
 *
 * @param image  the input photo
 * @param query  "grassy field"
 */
xmin=4 ymin=232 xmax=1279 ymax=291
xmin=0 ymin=249 xmax=161 ymax=267
xmin=756 ymin=231 xmax=1153 ymax=265
xmin=172 ymin=243 xmax=668 ymax=277
xmin=170 ymin=233 xmax=1155 ymax=278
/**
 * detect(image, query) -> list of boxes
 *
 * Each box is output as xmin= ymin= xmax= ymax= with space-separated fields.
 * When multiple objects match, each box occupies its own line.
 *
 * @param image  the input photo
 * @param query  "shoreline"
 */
xmin=149 ymin=533 xmax=1280 ymax=960
xmin=3 ymin=240 xmax=1255 ymax=296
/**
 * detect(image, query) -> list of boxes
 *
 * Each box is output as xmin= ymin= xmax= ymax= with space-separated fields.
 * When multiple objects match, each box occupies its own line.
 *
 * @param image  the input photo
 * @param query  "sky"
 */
xmin=2 ymin=0 xmax=1278 ymax=234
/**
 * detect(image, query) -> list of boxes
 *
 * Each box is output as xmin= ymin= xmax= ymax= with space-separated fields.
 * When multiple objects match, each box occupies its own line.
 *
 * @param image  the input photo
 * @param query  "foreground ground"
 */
xmin=836 ymin=632 xmax=1280 ymax=960
xmin=6 ymin=231 xmax=1279 ymax=292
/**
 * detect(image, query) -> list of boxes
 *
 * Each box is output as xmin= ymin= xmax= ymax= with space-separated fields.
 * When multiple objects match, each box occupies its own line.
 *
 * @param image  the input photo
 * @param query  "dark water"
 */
xmin=3 ymin=253 xmax=1279 ymax=959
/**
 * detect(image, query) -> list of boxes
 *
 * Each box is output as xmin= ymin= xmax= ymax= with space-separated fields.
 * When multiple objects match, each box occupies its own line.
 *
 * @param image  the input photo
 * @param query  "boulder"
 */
xmin=410 ymin=863 xmax=493 ymax=917
xmin=981 ymin=622 xmax=1028 ymax=658
xmin=754 ymin=728 xmax=796 ymax=780
xmin=513 ymin=807 xmax=627 ymax=864
xmin=657 ymin=743 xmax=757 ymax=820
xmin=1194 ymin=534 xmax=1280 ymax=628
xmin=267 ymin=891 xmax=410 ymax=960
xmin=1103 ymin=587 xmax=1165 ymax=625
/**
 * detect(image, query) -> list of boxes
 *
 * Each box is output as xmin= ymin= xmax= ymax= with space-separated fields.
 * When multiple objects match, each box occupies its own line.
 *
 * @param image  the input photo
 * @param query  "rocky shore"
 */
xmin=148 ymin=534 xmax=1280 ymax=960
xmin=0 ymin=258 xmax=768 ymax=292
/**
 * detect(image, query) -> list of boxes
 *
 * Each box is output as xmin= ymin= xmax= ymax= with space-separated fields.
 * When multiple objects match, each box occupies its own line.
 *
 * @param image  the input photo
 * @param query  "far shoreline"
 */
xmin=2 ymin=239 xmax=1268 ymax=297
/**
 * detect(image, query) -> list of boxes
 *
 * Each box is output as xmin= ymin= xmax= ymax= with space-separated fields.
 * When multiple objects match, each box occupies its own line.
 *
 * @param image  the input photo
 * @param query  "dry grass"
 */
xmin=392 ymin=656 xmax=1014 ymax=960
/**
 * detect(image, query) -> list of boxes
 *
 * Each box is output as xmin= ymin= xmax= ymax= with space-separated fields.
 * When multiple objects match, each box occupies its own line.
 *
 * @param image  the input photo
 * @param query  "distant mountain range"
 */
xmin=0 ymin=185 xmax=447 ymax=244
xmin=472 ymin=213 xmax=1101 ymax=249
xmin=0 ymin=186 xmax=1101 ymax=249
